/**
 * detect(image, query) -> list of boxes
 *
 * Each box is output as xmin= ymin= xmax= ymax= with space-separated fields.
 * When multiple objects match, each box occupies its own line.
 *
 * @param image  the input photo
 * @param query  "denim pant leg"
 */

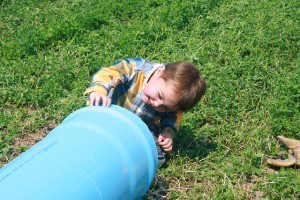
xmin=151 ymin=132 xmax=166 ymax=168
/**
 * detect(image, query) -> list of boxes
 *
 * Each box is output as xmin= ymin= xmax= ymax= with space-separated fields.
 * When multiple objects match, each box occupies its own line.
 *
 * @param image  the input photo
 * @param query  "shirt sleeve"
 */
xmin=84 ymin=59 xmax=139 ymax=97
xmin=160 ymin=112 xmax=182 ymax=137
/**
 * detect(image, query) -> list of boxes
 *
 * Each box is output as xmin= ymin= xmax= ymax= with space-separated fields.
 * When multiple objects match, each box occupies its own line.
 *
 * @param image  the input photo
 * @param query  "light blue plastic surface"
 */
xmin=0 ymin=105 xmax=158 ymax=200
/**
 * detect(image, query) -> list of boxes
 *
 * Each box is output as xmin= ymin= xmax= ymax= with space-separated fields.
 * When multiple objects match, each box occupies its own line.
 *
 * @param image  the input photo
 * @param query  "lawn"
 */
xmin=0 ymin=0 xmax=299 ymax=199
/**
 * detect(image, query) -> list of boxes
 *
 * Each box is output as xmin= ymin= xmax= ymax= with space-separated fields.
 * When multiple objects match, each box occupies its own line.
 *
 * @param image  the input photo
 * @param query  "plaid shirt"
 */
xmin=84 ymin=58 xmax=182 ymax=136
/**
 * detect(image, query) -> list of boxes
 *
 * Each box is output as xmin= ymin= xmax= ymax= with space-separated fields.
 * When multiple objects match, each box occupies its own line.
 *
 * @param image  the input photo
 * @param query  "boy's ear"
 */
xmin=155 ymin=65 xmax=165 ymax=77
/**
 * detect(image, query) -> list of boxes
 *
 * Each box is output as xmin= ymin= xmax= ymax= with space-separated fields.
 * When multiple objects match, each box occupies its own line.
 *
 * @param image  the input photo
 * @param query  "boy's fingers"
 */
xmin=107 ymin=98 xmax=112 ymax=107
xmin=102 ymin=96 xmax=107 ymax=106
xmin=159 ymin=138 xmax=173 ymax=153
xmin=157 ymin=134 xmax=164 ymax=143
xmin=161 ymin=142 xmax=172 ymax=152
xmin=159 ymin=137 xmax=172 ymax=145
xmin=89 ymin=92 xmax=112 ymax=107
xmin=163 ymin=146 xmax=172 ymax=153
xmin=102 ymin=96 xmax=112 ymax=107
xmin=89 ymin=98 xmax=94 ymax=106
xmin=90 ymin=97 xmax=97 ymax=106
xmin=158 ymin=140 xmax=166 ymax=146
xmin=95 ymin=95 xmax=101 ymax=106
xmin=161 ymin=141 xmax=172 ymax=148
xmin=89 ymin=93 xmax=97 ymax=106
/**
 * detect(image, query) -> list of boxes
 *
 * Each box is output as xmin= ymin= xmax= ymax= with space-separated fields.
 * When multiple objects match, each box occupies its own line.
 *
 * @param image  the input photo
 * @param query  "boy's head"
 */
xmin=142 ymin=61 xmax=206 ymax=112
xmin=161 ymin=61 xmax=206 ymax=112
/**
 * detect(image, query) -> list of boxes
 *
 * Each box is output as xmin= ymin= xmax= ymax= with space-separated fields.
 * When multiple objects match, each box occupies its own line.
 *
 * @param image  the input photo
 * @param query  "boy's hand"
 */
xmin=158 ymin=132 xmax=173 ymax=153
xmin=89 ymin=91 xmax=112 ymax=107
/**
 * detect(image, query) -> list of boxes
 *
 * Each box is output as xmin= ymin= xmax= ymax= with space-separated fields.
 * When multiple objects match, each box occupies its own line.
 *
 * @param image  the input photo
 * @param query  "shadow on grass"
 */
xmin=173 ymin=125 xmax=218 ymax=160
xmin=145 ymin=123 xmax=218 ymax=199
xmin=144 ymin=175 xmax=169 ymax=200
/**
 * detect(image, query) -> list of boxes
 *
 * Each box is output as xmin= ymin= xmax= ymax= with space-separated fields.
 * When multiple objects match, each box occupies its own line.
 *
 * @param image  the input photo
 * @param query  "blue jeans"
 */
xmin=151 ymin=132 xmax=166 ymax=168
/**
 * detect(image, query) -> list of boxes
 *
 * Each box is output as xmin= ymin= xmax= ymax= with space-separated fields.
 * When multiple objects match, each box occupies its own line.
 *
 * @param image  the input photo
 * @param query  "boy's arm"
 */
xmin=160 ymin=112 xmax=182 ymax=138
xmin=158 ymin=112 xmax=182 ymax=153
xmin=84 ymin=59 xmax=139 ymax=103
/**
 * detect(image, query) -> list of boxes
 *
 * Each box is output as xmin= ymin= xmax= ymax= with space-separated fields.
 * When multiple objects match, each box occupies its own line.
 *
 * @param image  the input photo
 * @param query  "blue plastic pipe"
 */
xmin=0 ymin=105 xmax=158 ymax=200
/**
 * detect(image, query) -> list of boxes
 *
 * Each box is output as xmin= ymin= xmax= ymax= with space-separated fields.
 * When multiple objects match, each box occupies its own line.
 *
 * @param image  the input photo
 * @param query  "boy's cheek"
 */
xmin=141 ymin=93 xmax=150 ymax=104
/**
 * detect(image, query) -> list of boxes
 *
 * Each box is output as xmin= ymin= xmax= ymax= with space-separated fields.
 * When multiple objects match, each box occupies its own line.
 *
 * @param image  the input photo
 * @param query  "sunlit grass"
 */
xmin=1 ymin=0 xmax=299 ymax=199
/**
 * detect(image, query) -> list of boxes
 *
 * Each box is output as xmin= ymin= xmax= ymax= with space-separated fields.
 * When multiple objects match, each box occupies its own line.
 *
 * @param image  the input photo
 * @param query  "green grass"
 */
xmin=1 ymin=0 xmax=299 ymax=199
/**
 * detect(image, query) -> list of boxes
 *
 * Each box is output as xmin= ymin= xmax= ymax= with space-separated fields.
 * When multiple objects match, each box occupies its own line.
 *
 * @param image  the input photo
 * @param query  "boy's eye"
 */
xmin=158 ymin=92 xmax=163 ymax=100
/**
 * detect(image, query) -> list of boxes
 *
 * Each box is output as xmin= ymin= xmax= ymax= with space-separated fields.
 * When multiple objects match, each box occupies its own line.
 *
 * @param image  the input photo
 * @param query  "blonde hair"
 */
xmin=161 ymin=61 xmax=206 ymax=112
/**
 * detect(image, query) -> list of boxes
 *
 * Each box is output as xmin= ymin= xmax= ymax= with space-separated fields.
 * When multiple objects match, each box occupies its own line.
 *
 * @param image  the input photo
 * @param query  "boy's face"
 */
xmin=142 ymin=66 xmax=178 ymax=112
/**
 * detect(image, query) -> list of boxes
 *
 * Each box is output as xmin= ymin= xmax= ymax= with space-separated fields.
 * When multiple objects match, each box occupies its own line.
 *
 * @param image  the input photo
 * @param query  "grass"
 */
xmin=1 ymin=0 xmax=299 ymax=199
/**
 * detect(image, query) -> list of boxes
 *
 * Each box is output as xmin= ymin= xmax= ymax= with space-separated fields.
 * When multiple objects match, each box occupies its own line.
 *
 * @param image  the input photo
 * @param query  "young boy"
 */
xmin=84 ymin=58 xmax=206 ymax=166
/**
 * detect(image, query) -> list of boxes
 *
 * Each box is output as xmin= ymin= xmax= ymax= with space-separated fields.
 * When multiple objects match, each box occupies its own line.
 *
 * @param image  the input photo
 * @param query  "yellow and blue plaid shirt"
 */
xmin=84 ymin=58 xmax=182 ymax=136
